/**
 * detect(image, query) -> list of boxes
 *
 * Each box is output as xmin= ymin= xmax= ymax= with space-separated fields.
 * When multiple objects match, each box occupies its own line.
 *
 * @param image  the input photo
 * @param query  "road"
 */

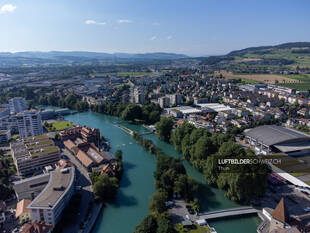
xmin=61 ymin=148 xmax=96 ymax=233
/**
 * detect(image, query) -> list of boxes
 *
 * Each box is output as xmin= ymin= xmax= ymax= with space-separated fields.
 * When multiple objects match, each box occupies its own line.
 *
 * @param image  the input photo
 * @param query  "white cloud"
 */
xmin=167 ymin=36 xmax=172 ymax=40
xmin=150 ymin=36 xmax=157 ymax=41
xmin=0 ymin=4 xmax=16 ymax=14
xmin=118 ymin=19 xmax=133 ymax=24
xmin=85 ymin=19 xmax=106 ymax=25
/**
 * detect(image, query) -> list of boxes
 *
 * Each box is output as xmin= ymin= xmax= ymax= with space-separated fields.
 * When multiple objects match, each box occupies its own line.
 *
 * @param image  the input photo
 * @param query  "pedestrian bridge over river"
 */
xmin=198 ymin=207 xmax=259 ymax=220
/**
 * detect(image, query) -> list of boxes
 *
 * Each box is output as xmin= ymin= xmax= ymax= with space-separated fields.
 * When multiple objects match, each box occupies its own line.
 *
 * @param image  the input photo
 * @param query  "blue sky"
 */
xmin=0 ymin=0 xmax=309 ymax=56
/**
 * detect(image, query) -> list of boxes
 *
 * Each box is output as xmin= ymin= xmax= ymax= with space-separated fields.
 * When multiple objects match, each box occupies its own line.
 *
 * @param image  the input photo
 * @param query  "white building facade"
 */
xmin=28 ymin=167 xmax=75 ymax=227
xmin=16 ymin=110 xmax=43 ymax=139
xmin=9 ymin=97 xmax=27 ymax=114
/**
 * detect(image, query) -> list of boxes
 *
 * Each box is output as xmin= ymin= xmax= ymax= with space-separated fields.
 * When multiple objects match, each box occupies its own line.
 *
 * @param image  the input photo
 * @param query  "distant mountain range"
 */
xmin=0 ymin=51 xmax=191 ymax=67
xmin=1 ymin=42 xmax=310 ymax=68
xmin=0 ymin=51 xmax=190 ymax=59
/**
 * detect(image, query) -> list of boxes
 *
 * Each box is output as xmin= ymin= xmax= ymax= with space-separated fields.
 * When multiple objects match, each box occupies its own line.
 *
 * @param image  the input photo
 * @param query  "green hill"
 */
xmin=201 ymin=42 xmax=310 ymax=73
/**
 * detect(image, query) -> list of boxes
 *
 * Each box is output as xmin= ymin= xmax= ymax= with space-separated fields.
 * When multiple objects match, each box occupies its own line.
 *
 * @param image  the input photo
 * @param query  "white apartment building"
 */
xmin=28 ymin=167 xmax=75 ymax=227
xmin=16 ymin=110 xmax=43 ymax=139
xmin=9 ymin=97 xmax=27 ymax=114
xmin=169 ymin=94 xmax=183 ymax=106
xmin=0 ymin=129 xmax=11 ymax=143
xmin=134 ymin=92 xmax=146 ymax=104
xmin=0 ymin=107 xmax=10 ymax=118
xmin=158 ymin=97 xmax=170 ymax=108
xmin=0 ymin=115 xmax=19 ymax=134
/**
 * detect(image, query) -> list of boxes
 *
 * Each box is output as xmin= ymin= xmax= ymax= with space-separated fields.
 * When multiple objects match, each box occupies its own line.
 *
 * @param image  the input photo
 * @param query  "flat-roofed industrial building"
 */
xmin=244 ymin=125 xmax=310 ymax=156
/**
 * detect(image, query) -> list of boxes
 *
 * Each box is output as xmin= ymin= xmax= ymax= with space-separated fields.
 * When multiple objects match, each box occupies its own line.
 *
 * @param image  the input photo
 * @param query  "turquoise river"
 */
xmin=64 ymin=111 xmax=261 ymax=233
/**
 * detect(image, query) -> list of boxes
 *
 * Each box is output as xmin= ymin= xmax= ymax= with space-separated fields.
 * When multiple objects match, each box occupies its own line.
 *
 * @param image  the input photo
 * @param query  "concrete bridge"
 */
xmin=198 ymin=206 xmax=259 ymax=220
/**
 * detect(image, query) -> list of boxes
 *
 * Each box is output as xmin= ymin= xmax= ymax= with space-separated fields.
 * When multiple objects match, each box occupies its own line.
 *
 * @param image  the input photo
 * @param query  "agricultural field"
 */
xmin=277 ymin=74 xmax=310 ymax=91
xmin=219 ymin=71 xmax=298 ymax=84
xmin=279 ymin=82 xmax=310 ymax=91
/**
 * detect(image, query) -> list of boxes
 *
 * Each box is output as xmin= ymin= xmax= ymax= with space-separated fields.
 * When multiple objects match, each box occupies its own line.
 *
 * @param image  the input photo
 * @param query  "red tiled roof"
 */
xmin=63 ymin=139 xmax=76 ymax=151
xmin=272 ymin=197 xmax=289 ymax=223
xmin=21 ymin=221 xmax=52 ymax=233
xmin=16 ymin=199 xmax=31 ymax=218
xmin=76 ymin=149 xmax=93 ymax=168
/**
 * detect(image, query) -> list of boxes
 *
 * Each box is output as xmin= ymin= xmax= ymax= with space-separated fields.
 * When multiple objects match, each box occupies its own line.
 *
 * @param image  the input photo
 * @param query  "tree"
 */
xmin=155 ymin=117 xmax=174 ymax=141
xmin=121 ymin=104 xmax=142 ymax=121
xmin=190 ymin=198 xmax=201 ymax=214
xmin=156 ymin=214 xmax=175 ymax=233
xmin=190 ymin=135 xmax=216 ymax=162
xmin=93 ymin=174 xmax=119 ymax=202
xmin=134 ymin=215 xmax=157 ymax=233
xmin=170 ymin=122 xmax=195 ymax=151
xmin=115 ymin=150 xmax=123 ymax=161
xmin=65 ymin=94 xmax=78 ymax=107
xmin=149 ymin=191 xmax=168 ymax=214
xmin=149 ymin=110 xmax=160 ymax=124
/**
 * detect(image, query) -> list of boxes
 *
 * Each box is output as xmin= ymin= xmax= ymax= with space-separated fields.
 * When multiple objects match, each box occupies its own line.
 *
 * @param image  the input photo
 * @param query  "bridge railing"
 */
xmin=198 ymin=206 xmax=257 ymax=216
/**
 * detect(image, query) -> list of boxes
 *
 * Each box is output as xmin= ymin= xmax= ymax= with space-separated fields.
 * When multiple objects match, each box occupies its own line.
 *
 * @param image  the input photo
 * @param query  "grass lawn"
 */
xmin=48 ymin=121 xmax=73 ymax=131
xmin=174 ymin=224 xmax=212 ymax=233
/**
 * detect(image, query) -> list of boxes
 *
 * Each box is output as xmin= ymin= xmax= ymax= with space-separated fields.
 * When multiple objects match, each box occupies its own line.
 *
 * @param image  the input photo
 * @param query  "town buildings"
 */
xmin=16 ymin=110 xmax=43 ymax=139
xmin=10 ymin=134 xmax=60 ymax=176
xmin=9 ymin=97 xmax=28 ymax=114
xmin=61 ymin=126 xmax=113 ymax=170
xmin=0 ymin=129 xmax=11 ymax=143
xmin=244 ymin=125 xmax=310 ymax=156
xmin=21 ymin=221 xmax=52 ymax=233
xmin=13 ymin=173 xmax=51 ymax=200
xmin=59 ymin=125 xmax=100 ymax=147
xmin=16 ymin=199 xmax=32 ymax=224
xmin=27 ymin=167 xmax=75 ymax=227
xmin=158 ymin=96 xmax=170 ymax=108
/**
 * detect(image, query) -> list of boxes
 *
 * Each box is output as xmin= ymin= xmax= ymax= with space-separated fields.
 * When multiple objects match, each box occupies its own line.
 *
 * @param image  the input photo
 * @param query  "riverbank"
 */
xmin=64 ymin=111 xmax=261 ymax=233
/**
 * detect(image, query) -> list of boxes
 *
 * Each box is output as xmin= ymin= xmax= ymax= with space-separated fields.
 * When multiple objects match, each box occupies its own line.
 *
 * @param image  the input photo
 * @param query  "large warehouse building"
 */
xmin=244 ymin=125 xmax=310 ymax=156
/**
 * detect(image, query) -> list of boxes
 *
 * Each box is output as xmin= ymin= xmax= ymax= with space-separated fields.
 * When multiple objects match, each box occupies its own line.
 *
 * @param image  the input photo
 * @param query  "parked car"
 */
xmin=304 ymin=207 xmax=310 ymax=212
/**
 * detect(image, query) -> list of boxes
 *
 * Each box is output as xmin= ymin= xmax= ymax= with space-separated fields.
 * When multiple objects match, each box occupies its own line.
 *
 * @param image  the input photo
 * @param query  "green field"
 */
xmin=238 ymin=49 xmax=310 ymax=68
xmin=47 ymin=121 xmax=73 ymax=131
xmin=278 ymin=82 xmax=310 ymax=91
xmin=280 ymin=74 xmax=310 ymax=82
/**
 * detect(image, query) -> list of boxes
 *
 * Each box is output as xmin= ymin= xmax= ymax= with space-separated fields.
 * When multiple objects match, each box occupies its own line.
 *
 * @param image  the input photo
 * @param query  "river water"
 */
xmin=64 ymin=111 xmax=261 ymax=233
